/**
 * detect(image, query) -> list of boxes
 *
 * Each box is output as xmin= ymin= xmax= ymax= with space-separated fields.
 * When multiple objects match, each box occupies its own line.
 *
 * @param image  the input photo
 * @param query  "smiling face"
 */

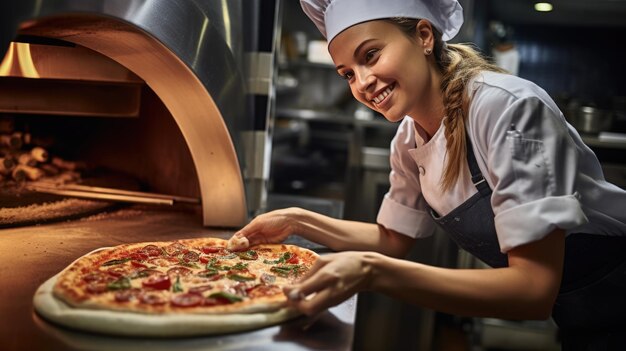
xmin=329 ymin=20 xmax=442 ymax=123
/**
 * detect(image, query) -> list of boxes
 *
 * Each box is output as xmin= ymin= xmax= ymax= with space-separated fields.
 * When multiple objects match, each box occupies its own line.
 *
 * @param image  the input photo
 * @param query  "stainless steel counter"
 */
xmin=0 ymin=207 xmax=355 ymax=351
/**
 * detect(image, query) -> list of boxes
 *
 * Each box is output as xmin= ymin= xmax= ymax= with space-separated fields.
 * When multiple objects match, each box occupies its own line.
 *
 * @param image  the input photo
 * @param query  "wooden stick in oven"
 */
xmin=25 ymin=185 xmax=176 ymax=206
xmin=60 ymin=184 xmax=200 ymax=204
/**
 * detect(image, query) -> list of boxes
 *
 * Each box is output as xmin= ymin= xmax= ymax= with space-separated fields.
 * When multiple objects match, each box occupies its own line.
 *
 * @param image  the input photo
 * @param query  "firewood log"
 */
xmin=30 ymin=146 xmax=49 ymax=162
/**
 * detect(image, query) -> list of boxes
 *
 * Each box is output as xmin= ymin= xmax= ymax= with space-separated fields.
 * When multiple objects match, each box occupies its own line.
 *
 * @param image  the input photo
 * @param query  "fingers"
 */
xmin=231 ymin=220 xmax=264 ymax=246
xmin=285 ymin=280 xmax=351 ymax=316
xmin=283 ymin=256 xmax=349 ymax=316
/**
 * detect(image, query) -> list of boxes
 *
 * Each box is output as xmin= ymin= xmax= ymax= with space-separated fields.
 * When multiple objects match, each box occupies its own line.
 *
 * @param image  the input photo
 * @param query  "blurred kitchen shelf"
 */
xmin=279 ymin=59 xmax=335 ymax=70
xmin=276 ymin=106 xmax=397 ymax=128
xmin=582 ymin=132 xmax=626 ymax=150
xmin=276 ymin=107 xmax=354 ymax=124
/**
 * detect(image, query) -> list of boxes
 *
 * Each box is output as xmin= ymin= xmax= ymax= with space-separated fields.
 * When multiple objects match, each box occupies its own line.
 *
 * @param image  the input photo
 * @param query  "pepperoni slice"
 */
xmin=141 ymin=245 xmax=163 ymax=257
xmin=247 ymin=284 xmax=282 ymax=298
xmin=164 ymin=242 xmax=188 ymax=256
xmin=182 ymin=251 xmax=200 ymax=263
xmin=171 ymin=293 xmax=204 ymax=308
xmin=106 ymin=267 xmax=128 ymax=278
xmin=139 ymin=291 xmax=167 ymax=305
xmin=82 ymin=272 xmax=112 ymax=283
xmin=129 ymin=252 xmax=149 ymax=261
xmin=232 ymin=282 xmax=256 ymax=296
xmin=201 ymin=246 xmax=224 ymax=254
xmin=86 ymin=282 xmax=108 ymax=294
xmin=114 ymin=288 xmax=141 ymax=302
xmin=167 ymin=266 xmax=192 ymax=277
xmin=188 ymin=284 xmax=214 ymax=295
xmin=131 ymin=261 xmax=148 ymax=269
xmin=142 ymin=274 xmax=171 ymax=290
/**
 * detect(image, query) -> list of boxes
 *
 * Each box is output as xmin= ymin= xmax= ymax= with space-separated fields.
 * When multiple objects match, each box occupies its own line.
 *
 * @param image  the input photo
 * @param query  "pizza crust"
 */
xmin=34 ymin=273 xmax=300 ymax=337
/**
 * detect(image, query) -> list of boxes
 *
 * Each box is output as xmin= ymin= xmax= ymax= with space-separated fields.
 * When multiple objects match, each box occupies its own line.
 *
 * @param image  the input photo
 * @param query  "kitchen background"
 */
xmin=266 ymin=0 xmax=626 ymax=350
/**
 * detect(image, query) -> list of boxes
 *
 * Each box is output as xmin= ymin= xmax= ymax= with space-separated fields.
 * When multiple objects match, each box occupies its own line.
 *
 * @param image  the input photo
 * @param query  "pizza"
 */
xmin=50 ymin=238 xmax=318 ymax=317
xmin=51 ymin=238 xmax=317 ymax=315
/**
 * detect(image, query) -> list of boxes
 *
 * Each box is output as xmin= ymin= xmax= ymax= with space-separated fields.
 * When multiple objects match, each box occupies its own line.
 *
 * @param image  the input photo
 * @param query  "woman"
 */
xmin=230 ymin=0 xmax=626 ymax=347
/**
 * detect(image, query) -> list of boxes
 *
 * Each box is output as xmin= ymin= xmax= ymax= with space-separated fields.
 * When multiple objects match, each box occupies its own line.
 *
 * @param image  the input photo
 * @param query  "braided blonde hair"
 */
xmin=388 ymin=18 xmax=506 ymax=190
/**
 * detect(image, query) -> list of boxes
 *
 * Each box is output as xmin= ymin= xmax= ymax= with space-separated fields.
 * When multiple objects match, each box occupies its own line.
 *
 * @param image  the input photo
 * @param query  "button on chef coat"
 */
xmin=377 ymin=71 xmax=626 ymax=253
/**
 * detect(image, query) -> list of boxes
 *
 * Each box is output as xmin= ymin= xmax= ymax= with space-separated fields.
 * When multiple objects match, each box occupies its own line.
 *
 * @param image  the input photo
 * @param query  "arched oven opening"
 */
xmin=1 ymin=12 xmax=248 ymax=228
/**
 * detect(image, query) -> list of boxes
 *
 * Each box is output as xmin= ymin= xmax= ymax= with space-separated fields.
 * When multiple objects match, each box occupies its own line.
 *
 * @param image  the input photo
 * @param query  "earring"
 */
xmin=424 ymin=48 xmax=432 ymax=55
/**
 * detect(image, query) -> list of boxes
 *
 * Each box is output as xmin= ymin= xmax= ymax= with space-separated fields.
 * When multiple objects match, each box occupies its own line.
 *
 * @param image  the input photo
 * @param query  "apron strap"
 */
xmin=465 ymin=133 xmax=491 ymax=196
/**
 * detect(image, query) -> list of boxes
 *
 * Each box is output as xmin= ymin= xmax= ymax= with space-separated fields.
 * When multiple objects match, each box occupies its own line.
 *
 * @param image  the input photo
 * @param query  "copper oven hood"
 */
xmin=0 ymin=1 xmax=252 ymax=227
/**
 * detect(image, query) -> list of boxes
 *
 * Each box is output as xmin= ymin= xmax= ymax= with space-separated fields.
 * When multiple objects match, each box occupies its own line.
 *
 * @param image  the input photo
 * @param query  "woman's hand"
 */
xmin=283 ymin=251 xmax=380 ymax=316
xmin=229 ymin=208 xmax=301 ymax=248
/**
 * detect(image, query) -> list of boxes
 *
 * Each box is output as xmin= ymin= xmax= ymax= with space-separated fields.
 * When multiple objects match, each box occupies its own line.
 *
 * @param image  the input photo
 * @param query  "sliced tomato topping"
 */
xmin=170 ymin=293 xmax=204 ymax=308
xmin=286 ymin=254 xmax=299 ymax=264
xmin=139 ymin=291 xmax=167 ymax=305
xmin=182 ymin=251 xmax=200 ymax=263
xmin=167 ymin=266 xmax=192 ymax=277
xmin=142 ymin=274 xmax=171 ymax=290
xmin=199 ymin=256 xmax=210 ymax=264
xmin=141 ymin=244 xmax=163 ymax=257
xmin=201 ymin=246 xmax=224 ymax=254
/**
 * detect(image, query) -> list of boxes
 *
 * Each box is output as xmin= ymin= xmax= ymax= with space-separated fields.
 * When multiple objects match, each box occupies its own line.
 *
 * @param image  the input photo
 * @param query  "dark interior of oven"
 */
xmin=0 ymin=79 xmax=201 ymax=227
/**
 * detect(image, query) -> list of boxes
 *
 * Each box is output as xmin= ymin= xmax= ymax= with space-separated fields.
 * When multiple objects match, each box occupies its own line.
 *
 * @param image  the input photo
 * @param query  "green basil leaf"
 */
xmin=231 ymin=262 xmax=249 ymax=270
xmin=173 ymin=275 xmax=183 ymax=293
xmin=101 ymin=258 xmax=130 ymax=267
xmin=107 ymin=277 xmax=131 ymax=290
xmin=209 ymin=291 xmax=244 ymax=303
xmin=227 ymin=274 xmax=256 ymax=282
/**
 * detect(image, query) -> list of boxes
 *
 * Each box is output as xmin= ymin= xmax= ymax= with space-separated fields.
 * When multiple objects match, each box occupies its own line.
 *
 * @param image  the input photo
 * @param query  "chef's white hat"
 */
xmin=300 ymin=0 xmax=464 ymax=43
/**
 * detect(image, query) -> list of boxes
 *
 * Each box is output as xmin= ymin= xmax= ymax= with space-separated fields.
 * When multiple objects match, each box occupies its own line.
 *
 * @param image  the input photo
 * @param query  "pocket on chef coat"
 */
xmin=506 ymin=136 xmax=555 ymax=199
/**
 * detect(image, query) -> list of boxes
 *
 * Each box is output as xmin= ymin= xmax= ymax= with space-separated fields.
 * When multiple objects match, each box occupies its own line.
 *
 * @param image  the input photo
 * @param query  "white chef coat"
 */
xmin=377 ymin=71 xmax=626 ymax=253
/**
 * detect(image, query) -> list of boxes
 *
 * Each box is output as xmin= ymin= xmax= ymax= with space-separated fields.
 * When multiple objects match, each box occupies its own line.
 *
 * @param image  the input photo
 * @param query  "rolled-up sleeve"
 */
xmin=377 ymin=118 xmax=437 ymax=238
xmin=485 ymin=97 xmax=589 ymax=252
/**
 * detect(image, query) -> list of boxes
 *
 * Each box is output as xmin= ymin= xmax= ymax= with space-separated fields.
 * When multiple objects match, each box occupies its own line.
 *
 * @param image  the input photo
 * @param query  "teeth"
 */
xmin=373 ymin=86 xmax=393 ymax=104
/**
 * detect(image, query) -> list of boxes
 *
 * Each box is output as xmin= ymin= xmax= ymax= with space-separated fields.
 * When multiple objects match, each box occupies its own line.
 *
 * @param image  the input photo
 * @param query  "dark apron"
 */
xmin=427 ymin=135 xmax=626 ymax=347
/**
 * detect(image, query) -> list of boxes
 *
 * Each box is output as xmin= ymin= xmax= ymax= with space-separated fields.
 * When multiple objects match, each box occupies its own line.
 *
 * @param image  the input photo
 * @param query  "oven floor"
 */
xmin=0 ymin=205 xmax=351 ymax=351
